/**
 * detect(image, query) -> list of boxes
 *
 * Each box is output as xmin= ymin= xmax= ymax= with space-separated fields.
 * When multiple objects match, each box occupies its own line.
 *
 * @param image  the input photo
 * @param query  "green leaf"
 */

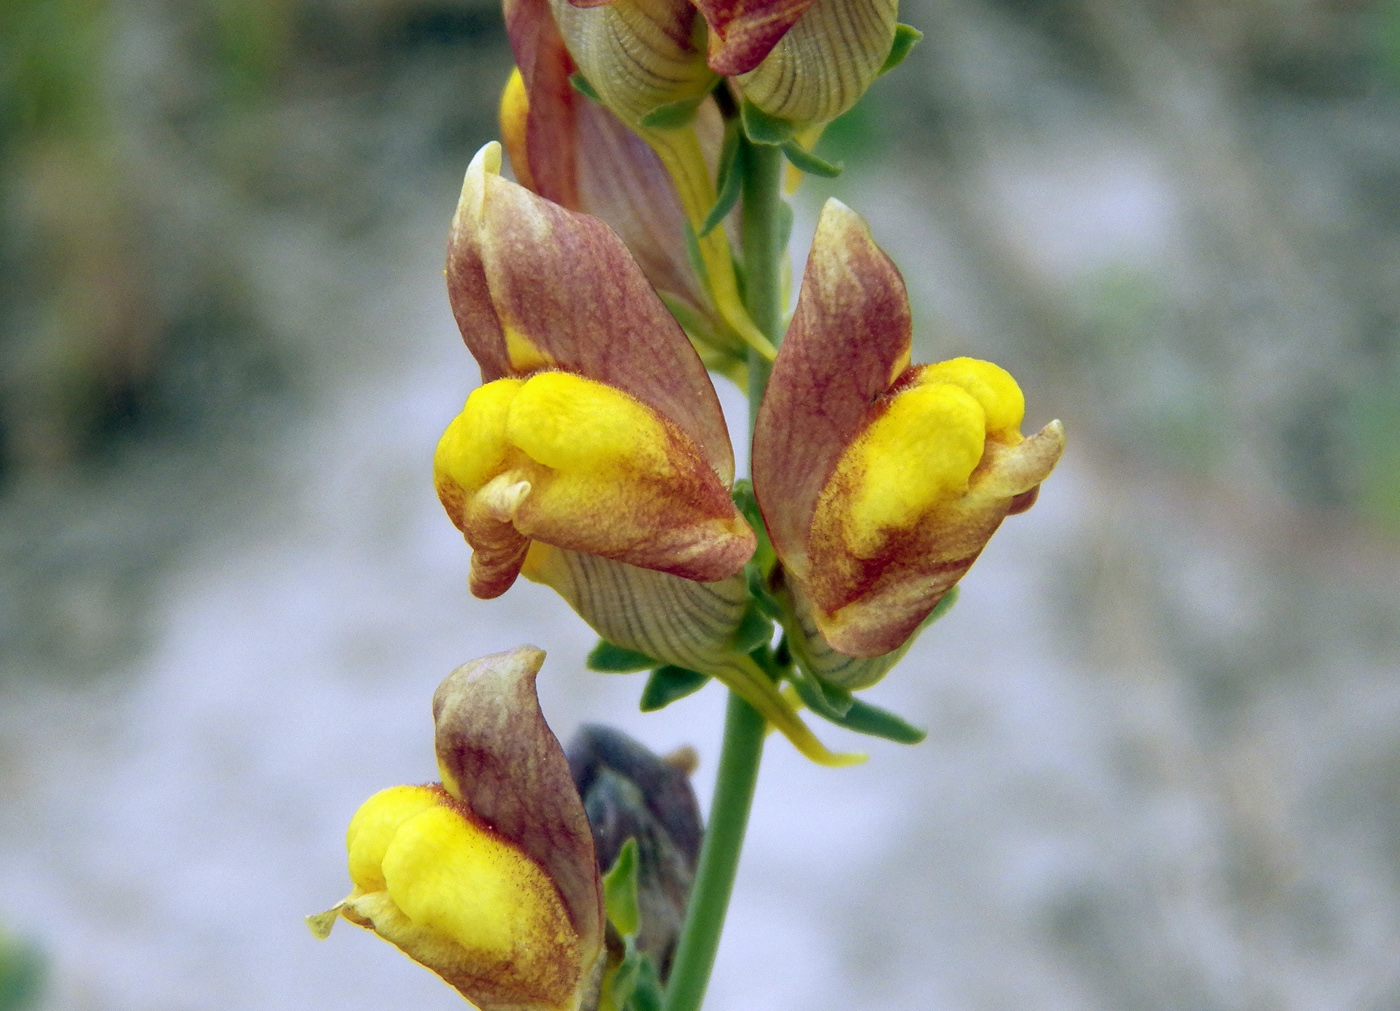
xmin=744 ymin=565 xmax=784 ymax=620
xmin=782 ymin=141 xmax=842 ymax=178
xmin=879 ymin=23 xmax=923 ymax=76
xmin=639 ymin=666 xmax=710 ymax=712
xmin=740 ymin=101 xmax=794 ymax=145
xmin=640 ymin=95 xmax=704 ymax=130
xmin=830 ymin=697 xmax=927 ymax=744
xmin=682 ymin=221 xmax=712 ymax=291
xmin=602 ymin=838 xmax=640 ymax=938
xmin=624 ymin=955 xmax=663 ymax=1011
xmin=776 ymin=199 xmax=794 ymax=255
xmin=788 ymin=666 xmax=855 ymax=719
xmin=569 ymin=72 xmax=600 ymax=102
xmin=732 ymin=604 xmax=774 ymax=654
xmin=588 ymin=640 xmax=660 ymax=673
xmin=0 ymin=933 xmax=44 ymax=1011
xmin=701 ymin=126 xmax=743 ymax=237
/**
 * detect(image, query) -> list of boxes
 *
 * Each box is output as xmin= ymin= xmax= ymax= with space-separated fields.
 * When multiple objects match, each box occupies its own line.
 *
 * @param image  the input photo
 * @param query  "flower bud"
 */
xmin=734 ymin=0 xmax=899 ymax=127
xmin=695 ymin=0 xmax=899 ymax=127
xmin=310 ymin=647 xmax=605 ymax=1011
xmin=752 ymin=199 xmax=1065 ymax=660
xmin=548 ymin=0 xmax=715 ymax=128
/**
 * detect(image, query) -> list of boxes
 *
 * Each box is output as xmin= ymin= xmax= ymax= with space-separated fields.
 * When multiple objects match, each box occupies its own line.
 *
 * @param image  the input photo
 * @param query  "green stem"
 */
xmin=660 ymin=692 xmax=765 ymax=1011
xmin=662 ymin=139 xmax=786 ymax=1011
xmin=741 ymin=140 xmax=785 ymax=421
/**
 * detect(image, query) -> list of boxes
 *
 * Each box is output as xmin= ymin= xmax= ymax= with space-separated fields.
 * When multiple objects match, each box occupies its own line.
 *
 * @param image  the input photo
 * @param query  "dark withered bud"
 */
xmin=567 ymin=725 xmax=702 ymax=980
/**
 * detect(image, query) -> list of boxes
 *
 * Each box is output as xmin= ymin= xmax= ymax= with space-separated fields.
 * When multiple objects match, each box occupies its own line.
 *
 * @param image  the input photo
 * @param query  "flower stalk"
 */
xmin=661 ymin=135 xmax=785 ymax=1011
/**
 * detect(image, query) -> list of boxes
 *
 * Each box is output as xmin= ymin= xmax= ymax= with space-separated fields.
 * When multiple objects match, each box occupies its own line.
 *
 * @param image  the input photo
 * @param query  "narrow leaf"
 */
xmin=782 ymin=141 xmax=842 ymax=179
xmin=879 ymin=24 xmax=923 ymax=76
xmin=682 ymin=221 xmax=712 ymax=291
xmin=640 ymin=96 xmax=704 ymax=130
xmin=569 ymin=72 xmax=601 ymax=102
xmin=588 ymin=640 xmax=660 ymax=673
xmin=776 ymin=199 xmax=794 ymax=255
xmin=788 ymin=666 xmax=855 ymax=719
xmin=625 ymin=955 xmax=663 ymax=1011
xmin=701 ymin=128 xmax=743 ymax=237
xmin=639 ymin=666 xmax=711 ymax=712
xmin=829 ymin=697 xmax=928 ymax=744
xmin=740 ymin=101 xmax=794 ymax=145
xmin=732 ymin=604 xmax=774 ymax=654
xmin=602 ymin=837 xmax=640 ymax=938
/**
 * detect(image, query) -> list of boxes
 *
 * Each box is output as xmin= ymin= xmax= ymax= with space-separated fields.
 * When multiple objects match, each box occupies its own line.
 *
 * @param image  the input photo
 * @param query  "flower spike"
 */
xmin=310 ymin=646 xmax=606 ymax=1011
xmin=753 ymin=198 xmax=1065 ymax=660
xmin=439 ymin=142 xmax=755 ymax=598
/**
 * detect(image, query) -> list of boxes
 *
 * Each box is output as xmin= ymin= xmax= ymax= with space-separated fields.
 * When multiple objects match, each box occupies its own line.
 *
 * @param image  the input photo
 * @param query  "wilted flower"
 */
xmin=752 ymin=199 xmax=1065 ymax=664
xmin=308 ymin=646 xmax=605 ymax=1011
xmin=567 ymin=725 xmax=703 ymax=979
xmin=436 ymin=141 xmax=754 ymax=599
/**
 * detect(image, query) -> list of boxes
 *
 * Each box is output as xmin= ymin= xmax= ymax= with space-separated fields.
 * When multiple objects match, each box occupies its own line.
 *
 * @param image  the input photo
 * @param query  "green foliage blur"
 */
xmin=0 ymin=930 xmax=43 ymax=1011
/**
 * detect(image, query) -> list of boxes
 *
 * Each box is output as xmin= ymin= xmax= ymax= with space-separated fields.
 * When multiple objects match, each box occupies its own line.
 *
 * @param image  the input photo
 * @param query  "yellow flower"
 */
xmin=752 ymin=199 xmax=1065 ymax=665
xmin=309 ymin=646 xmax=606 ymax=1011
xmin=438 ymin=141 xmax=755 ymax=599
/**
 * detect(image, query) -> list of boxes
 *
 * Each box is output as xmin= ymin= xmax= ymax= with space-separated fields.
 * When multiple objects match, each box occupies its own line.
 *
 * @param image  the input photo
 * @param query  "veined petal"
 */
xmin=753 ymin=198 xmax=1065 ymax=661
xmin=449 ymin=141 xmax=735 ymax=484
xmin=736 ymin=0 xmax=899 ymax=126
xmin=752 ymin=197 xmax=913 ymax=581
xmin=524 ymin=545 xmax=863 ymax=766
xmin=695 ymin=0 xmax=818 ymax=76
xmin=313 ymin=647 xmax=605 ymax=1011
xmin=548 ymin=0 xmax=715 ymax=127
xmin=435 ymin=372 xmax=755 ymax=595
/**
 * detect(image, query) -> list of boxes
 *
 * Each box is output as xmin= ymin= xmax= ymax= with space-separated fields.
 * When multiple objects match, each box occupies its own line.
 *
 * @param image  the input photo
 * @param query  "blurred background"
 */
xmin=3 ymin=0 xmax=1400 ymax=1008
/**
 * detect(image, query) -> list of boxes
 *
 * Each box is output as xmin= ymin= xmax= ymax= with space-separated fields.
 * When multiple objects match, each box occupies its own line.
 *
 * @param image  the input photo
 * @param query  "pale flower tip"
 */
xmin=455 ymin=141 xmax=504 ymax=231
xmin=306 ymin=905 xmax=343 ymax=941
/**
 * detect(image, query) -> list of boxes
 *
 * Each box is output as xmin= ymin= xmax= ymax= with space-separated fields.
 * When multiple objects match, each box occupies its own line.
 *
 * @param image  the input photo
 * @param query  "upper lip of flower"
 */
xmin=752 ymin=197 xmax=1066 ymax=660
xmin=437 ymin=141 xmax=755 ymax=598
xmin=310 ymin=646 xmax=607 ymax=1011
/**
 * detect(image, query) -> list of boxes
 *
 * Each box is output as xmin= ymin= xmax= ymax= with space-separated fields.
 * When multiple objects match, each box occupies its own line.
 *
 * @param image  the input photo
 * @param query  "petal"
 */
xmin=735 ymin=0 xmax=899 ymax=125
xmin=448 ymin=142 xmax=736 ymax=486
xmin=503 ymin=0 xmax=580 ymax=206
xmin=752 ymin=197 xmax=913 ymax=582
xmin=809 ymin=420 xmax=1066 ymax=657
xmin=695 ymin=0 xmax=819 ymax=76
xmin=317 ymin=647 xmax=607 ymax=1011
xmin=548 ymin=0 xmax=714 ymax=126
xmin=524 ymin=545 xmax=864 ymax=766
xmin=434 ymin=373 xmax=756 ymax=590
xmin=432 ymin=646 xmax=604 ymax=961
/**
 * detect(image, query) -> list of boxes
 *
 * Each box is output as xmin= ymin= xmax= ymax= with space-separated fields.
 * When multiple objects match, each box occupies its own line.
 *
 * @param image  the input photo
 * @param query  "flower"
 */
xmin=567 ymin=724 xmax=703 ymax=979
xmin=308 ymin=646 xmax=606 ymax=1011
xmin=546 ymin=0 xmax=715 ymax=129
xmin=498 ymin=0 xmax=771 ymax=375
xmin=752 ymin=198 xmax=1065 ymax=664
xmin=438 ymin=141 xmax=859 ymax=767
xmin=696 ymin=0 xmax=900 ymax=127
xmin=436 ymin=141 xmax=754 ymax=599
